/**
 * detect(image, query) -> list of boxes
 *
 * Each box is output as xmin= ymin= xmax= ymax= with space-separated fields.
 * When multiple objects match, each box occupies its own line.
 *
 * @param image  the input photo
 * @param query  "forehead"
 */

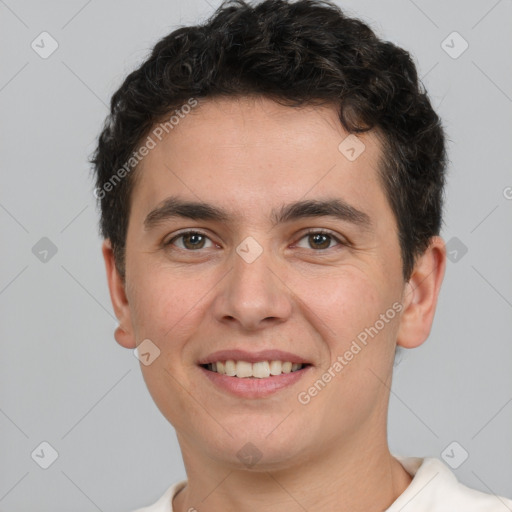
xmin=160 ymin=95 xmax=378 ymax=156
xmin=132 ymin=95 xmax=387 ymax=221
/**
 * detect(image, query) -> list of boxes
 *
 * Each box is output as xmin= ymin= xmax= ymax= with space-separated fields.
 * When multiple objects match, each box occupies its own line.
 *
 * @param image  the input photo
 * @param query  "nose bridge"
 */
xmin=214 ymin=235 xmax=292 ymax=329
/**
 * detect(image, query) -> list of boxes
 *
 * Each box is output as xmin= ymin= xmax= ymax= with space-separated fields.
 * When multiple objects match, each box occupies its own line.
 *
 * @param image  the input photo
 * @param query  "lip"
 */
xmin=197 ymin=349 xmax=310 ymax=365
xmin=199 ymin=364 xmax=312 ymax=398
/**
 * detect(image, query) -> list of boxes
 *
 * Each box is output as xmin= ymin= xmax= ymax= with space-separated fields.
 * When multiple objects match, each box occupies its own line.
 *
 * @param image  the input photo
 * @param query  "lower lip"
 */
xmin=199 ymin=365 xmax=312 ymax=398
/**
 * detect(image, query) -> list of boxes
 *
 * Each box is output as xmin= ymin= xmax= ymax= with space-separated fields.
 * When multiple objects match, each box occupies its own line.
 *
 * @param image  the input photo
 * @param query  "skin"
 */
xmin=102 ymin=96 xmax=446 ymax=512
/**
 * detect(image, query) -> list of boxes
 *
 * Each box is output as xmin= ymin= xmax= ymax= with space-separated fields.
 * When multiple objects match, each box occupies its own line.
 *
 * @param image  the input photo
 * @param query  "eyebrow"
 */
xmin=143 ymin=195 xmax=372 ymax=231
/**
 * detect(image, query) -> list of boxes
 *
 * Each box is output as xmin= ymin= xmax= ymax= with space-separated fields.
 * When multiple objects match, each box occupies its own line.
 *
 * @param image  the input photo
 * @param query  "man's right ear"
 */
xmin=102 ymin=239 xmax=136 ymax=349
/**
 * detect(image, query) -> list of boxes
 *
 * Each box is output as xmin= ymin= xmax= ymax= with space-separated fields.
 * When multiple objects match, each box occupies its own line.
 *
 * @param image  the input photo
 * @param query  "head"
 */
xmin=92 ymin=0 xmax=446 ymax=469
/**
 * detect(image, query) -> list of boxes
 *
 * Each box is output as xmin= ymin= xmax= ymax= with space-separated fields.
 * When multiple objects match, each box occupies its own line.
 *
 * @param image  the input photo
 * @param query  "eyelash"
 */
xmin=163 ymin=229 xmax=347 ymax=252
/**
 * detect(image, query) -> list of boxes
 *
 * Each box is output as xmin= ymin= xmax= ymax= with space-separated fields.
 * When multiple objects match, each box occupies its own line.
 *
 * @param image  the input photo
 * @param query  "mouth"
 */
xmin=196 ymin=349 xmax=313 ymax=397
xmin=197 ymin=357 xmax=313 ymax=398
xmin=199 ymin=360 xmax=311 ymax=378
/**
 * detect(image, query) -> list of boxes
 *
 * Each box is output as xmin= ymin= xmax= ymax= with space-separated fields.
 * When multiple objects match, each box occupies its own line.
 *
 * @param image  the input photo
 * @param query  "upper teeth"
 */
xmin=207 ymin=360 xmax=304 ymax=378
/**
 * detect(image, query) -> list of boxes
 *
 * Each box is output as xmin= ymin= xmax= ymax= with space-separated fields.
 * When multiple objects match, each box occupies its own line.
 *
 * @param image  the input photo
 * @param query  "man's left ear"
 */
xmin=396 ymin=236 xmax=446 ymax=349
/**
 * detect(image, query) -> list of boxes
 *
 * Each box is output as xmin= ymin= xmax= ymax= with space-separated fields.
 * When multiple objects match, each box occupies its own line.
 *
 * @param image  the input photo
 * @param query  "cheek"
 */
xmin=128 ymin=268 xmax=207 ymax=346
xmin=293 ymin=269 xmax=385 ymax=345
xmin=291 ymin=266 xmax=401 ymax=395
xmin=296 ymin=272 xmax=400 ymax=440
xmin=129 ymin=271 xmax=212 ymax=426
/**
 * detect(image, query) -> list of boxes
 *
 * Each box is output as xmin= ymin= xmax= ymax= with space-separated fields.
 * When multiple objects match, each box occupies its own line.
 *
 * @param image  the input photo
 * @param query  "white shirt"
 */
xmin=132 ymin=456 xmax=512 ymax=511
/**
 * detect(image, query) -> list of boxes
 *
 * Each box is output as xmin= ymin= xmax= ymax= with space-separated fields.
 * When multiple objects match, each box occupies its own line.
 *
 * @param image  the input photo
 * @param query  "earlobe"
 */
xmin=114 ymin=325 xmax=135 ymax=349
xmin=396 ymin=236 xmax=446 ymax=349
xmin=102 ymin=239 xmax=136 ymax=349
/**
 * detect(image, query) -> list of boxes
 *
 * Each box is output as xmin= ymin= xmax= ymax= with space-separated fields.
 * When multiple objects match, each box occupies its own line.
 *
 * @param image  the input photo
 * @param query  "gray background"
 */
xmin=1 ymin=0 xmax=511 ymax=510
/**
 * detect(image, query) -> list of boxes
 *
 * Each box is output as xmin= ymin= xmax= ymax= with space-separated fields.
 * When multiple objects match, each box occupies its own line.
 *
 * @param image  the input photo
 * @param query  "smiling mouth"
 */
xmin=200 ymin=360 xmax=311 ymax=378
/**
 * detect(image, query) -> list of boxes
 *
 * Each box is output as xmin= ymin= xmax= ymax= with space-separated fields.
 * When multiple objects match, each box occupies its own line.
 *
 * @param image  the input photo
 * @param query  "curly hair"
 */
xmin=91 ymin=0 xmax=447 ymax=281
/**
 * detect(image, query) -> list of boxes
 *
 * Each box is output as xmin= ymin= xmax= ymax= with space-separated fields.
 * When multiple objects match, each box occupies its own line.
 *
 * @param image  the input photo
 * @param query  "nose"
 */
xmin=211 ymin=240 xmax=293 ymax=331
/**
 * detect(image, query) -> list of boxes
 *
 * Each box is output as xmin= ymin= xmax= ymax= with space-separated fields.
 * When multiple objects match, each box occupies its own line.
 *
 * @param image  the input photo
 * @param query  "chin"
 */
xmin=201 ymin=427 xmax=313 ymax=471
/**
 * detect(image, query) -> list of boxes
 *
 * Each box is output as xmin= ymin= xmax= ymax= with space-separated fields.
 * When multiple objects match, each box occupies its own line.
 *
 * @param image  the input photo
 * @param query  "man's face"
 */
xmin=114 ymin=96 xmax=410 ymax=467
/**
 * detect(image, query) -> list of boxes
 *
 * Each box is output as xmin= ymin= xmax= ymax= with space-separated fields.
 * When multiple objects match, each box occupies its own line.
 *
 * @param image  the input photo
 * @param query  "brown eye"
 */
xmin=308 ymin=233 xmax=333 ymax=250
xmin=166 ymin=231 xmax=214 ymax=251
xmin=295 ymin=230 xmax=343 ymax=250
xmin=182 ymin=233 xmax=206 ymax=250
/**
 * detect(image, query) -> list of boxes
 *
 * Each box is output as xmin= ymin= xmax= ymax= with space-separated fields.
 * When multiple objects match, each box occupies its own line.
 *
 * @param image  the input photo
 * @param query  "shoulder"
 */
xmin=130 ymin=480 xmax=187 ymax=512
xmin=389 ymin=456 xmax=512 ymax=512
